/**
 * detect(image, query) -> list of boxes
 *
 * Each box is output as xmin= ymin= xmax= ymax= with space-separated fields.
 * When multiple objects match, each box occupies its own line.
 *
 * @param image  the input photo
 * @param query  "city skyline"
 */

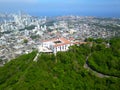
xmin=0 ymin=0 xmax=120 ymax=17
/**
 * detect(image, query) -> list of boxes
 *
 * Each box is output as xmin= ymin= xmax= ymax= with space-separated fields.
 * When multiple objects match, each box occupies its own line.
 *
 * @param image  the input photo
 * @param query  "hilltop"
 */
xmin=0 ymin=38 xmax=120 ymax=90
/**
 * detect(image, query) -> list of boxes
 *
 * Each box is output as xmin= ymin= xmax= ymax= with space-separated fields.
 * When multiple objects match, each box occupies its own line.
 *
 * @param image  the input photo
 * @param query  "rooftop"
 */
xmin=43 ymin=37 xmax=71 ymax=47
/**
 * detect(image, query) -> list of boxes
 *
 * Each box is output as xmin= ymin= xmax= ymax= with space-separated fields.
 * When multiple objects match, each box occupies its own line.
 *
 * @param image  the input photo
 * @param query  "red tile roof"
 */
xmin=43 ymin=37 xmax=87 ymax=47
xmin=73 ymin=42 xmax=87 ymax=45
xmin=43 ymin=37 xmax=71 ymax=47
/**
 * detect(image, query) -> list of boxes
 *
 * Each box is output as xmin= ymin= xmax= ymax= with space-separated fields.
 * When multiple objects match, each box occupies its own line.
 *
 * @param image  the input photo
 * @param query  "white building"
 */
xmin=38 ymin=38 xmax=72 ymax=54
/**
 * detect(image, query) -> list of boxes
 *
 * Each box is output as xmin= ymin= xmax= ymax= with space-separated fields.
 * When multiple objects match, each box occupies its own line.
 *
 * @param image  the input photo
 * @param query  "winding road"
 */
xmin=84 ymin=54 xmax=119 ymax=78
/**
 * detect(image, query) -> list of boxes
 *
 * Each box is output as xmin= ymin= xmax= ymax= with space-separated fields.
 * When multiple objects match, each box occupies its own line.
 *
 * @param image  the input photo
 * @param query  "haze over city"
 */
xmin=0 ymin=0 xmax=120 ymax=17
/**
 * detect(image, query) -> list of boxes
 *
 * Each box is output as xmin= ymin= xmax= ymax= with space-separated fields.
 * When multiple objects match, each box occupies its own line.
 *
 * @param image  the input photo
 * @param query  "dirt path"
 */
xmin=33 ymin=53 xmax=39 ymax=62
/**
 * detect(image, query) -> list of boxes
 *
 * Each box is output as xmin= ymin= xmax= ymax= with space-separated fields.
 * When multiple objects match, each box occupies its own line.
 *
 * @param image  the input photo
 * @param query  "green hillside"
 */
xmin=0 ymin=38 xmax=120 ymax=90
xmin=88 ymin=38 xmax=120 ymax=77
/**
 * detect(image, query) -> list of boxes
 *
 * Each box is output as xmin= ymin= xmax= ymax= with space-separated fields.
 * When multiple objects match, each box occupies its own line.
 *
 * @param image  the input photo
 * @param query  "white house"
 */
xmin=39 ymin=37 xmax=72 ymax=54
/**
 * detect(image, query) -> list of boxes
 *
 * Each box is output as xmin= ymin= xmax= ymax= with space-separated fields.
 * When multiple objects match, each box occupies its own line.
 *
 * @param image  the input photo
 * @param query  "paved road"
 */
xmin=84 ymin=54 xmax=118 ymax=78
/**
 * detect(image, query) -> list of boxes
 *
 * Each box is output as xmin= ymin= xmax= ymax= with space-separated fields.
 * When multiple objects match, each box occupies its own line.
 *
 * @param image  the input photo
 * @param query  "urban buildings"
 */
xmin=0 ymin=12 xmax=120 ymax=65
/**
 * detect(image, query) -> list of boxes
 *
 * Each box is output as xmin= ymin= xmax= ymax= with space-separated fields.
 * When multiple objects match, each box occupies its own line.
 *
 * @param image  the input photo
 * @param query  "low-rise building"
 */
xmin=39 ymin=37 xmax=72 ymax=54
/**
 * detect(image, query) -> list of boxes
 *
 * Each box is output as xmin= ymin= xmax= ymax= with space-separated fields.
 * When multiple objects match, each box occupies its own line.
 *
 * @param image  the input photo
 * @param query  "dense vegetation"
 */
xmin=0 ymin=38 xmax=119 ymax=90
xmin=25 ymin=25 xmax=36 ymax=30
xmin=88 ymin=38 xmax=120 ymax=77
xmin=19 ymin=25 xmax=36 ymax=31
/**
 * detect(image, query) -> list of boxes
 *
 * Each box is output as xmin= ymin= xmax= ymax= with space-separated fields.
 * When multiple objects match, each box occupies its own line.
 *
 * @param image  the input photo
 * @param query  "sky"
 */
xmin=0 ymin=0 xmax=120 ymax=17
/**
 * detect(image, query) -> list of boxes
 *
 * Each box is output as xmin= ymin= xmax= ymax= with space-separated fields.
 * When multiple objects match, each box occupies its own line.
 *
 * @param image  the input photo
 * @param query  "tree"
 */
xmin=23 ymin=39 xmax=28 ymax=44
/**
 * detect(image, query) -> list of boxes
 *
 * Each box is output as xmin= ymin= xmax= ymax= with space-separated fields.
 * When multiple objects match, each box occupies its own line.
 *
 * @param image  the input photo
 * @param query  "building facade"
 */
xmin=41 ymin=38 xmax=72 ymax=54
